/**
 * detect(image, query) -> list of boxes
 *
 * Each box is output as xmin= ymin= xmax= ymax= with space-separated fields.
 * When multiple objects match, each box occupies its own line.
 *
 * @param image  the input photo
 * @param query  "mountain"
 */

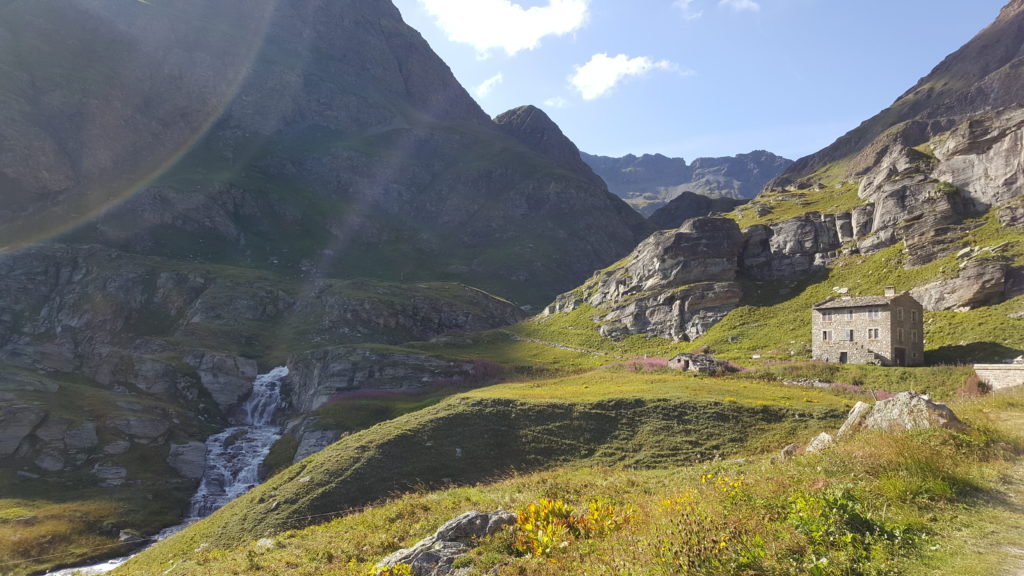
xmin=647 ymin=192 xmax=748 ymax=230
xmin=546 ymin=0 xmax=1024 ymax=358
xmin=582 ymin=150 xmax=792 ymax=215
xmin=0 ymin=0 xmax=650 ymax=306
xmin=778 ymin=0 xmax=1024 ymax=184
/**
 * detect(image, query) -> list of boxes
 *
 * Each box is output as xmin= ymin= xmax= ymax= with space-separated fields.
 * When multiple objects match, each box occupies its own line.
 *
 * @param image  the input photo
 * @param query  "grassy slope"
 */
xmin=115 ymin=390 xmax=1024 ymax=576
xmin=114 ymin=370 xmax=850 ymax=573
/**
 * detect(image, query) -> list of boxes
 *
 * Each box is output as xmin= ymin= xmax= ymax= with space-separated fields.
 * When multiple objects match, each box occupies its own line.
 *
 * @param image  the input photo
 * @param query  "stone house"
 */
xmin=812 ymin=288 xmax=925 ymax=366
xmin=668 ymin=353 xmax=730 ymax=374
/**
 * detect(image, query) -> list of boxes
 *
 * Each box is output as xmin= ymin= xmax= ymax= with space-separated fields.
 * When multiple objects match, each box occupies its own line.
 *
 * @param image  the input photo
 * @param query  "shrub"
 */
xmin=367 ymin=563 xmax=414 ymax=576
xmin=511 ymin=498 xmax=632 ymax=557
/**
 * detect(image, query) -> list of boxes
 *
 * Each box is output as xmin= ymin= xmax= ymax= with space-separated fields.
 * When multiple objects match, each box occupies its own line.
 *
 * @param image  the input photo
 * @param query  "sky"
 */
xmin=391 ymin=0 xmax=1008 ymax=161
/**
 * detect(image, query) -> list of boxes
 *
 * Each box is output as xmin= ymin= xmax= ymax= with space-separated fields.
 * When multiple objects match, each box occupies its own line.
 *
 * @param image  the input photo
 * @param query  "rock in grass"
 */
xmin=837 ymin=402 xmax=873 ymax=439
xmin=864 ymin=392 xmax=966 ymax=431
xmin=839 ymin=392 xmax=966 ymax=437
xmin=778 ymin=443 xmax=801 ymax=463
xmin=805 ymin=432 xmax=835 ymax=453
xmin=378 ymin=511 xmax=515 ymax=576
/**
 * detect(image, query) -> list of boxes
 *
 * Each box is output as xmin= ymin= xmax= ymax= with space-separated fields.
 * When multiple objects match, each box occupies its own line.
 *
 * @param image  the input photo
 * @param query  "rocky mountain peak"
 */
xmin=494 ymin=105 xmax=602 ymax=185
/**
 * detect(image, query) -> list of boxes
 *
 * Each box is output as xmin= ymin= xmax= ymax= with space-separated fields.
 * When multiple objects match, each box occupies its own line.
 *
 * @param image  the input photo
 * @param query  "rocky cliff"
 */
xmin=582 ymin=150 xmax=792 ymax=214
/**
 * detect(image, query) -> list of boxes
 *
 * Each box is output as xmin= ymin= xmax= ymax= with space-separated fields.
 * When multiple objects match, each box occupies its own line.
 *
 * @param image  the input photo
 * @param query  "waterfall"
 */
xmin=48 ymin=366 xmax=290 ymax=575
xmin=186 ymin=366 xmax=288 ymax=519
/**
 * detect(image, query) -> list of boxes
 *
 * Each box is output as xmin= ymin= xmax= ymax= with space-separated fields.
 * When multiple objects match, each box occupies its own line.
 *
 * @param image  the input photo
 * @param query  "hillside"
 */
xmin=582 ymin=150 xmax=792 ymax=214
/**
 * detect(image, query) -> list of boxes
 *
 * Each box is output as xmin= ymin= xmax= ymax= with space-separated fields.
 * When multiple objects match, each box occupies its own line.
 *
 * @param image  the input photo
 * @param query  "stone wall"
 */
xmin=973 ymin=365 xmax=1024 ymax=391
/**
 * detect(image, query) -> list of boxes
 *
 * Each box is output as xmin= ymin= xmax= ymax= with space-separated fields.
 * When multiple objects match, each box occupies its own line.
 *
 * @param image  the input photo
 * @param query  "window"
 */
xmin=897 ymin=328 xmax=905 ymax=343
xmin=868 ymin=328 xmax=880 ymax=340
xmin=911 ymin=330 xmax=918 ymax=342
xmin=897 ymin=307 xmax=904 ymax=321
xmin=869 ymin=308 xmax=881 ymax=319
xmin=822 ymin=311 xmax=833 ymax=322
xmin=847 ymin=329 xmax=855 ymax=342
xmin=822 ymin=330 xmax=831 ymax=341
xmin=910 ymin=310 xmax=918 ymax=323
xmin=846 ymin=309 xmax=855 ymax=320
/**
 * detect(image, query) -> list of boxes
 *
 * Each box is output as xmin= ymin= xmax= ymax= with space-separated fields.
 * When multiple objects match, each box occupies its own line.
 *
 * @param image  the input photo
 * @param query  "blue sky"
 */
xmin=391 ymin=0 xmax=1007 ymax=161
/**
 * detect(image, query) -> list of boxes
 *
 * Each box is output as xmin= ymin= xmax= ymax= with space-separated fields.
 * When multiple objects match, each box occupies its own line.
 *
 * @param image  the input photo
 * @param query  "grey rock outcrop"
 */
xmin=741 ymin=212 xmax=845 ymax=280
xmin=188 ymin=353 xmax=259 ymax=412
xmin=167 ymin=442 xmax=208 ymax=480
xmin=378 ymin=511 xmax=516 ymax=576
xmin=545 ymin=217 xmax=744 ymax=341
xmin=286 ymin=347 xmax=480 ymax=413
xmin=838 ymin=392 xmax=966 ymax=435
xmin=911 ymin=261 xmax=1013 ymax=311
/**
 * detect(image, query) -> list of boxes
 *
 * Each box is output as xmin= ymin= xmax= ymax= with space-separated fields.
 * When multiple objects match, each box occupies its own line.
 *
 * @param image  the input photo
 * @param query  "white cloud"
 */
xmin=719 ymin=0 xmax=760 ymax=12
xmin=418 ymin=0 xmax=589 ymax=57
xmin=475 ymin=73 xmax=504 ymax=98
xmin=544 ymin=96 xmax=569 ymax=109
xmin=570 ymin=53 xmax=676 ymax=100
xmin=674 ymin=0 xmax=703 ymax=20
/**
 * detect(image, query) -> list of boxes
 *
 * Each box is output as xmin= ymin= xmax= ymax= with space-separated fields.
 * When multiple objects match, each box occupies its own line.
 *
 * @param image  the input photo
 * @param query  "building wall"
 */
xmin=887 ymin=294 xmax=925 ymax=366
xmin=811 ymin=296 xmax=925 ymax=366
xmin=973 ymin=365 xmax=1024 ymax=390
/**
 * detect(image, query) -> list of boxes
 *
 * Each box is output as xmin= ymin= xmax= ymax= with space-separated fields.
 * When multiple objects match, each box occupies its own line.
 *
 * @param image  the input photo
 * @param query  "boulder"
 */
xmin=377 ymin=511 xmax=516 ymax=576
xmin=863 ymin=392 xmax=966 ymax=432
xmin=167 ymin=442 xmax=208 ymax=480
xmin=911 ymin=261 xmax=1008 ymax=311
xmin=837 ymin=402 xmax=872 ymax=439
xmin=106 ymin=414 xmax=171 ymax=442
xmin=92 ymin=462 xmax=129 ymax=487
xmin=778 ymin=443 xmax=801 ymax=463
xmin=805 ymin=432 xmax=835 ymax=454
xmin=64 ymin=422 xmax=99 ymax=450
xmin=0 ymin=405 xmax=46 ymax=456
xmin=189 ymin=353 xmax=259 ymax=411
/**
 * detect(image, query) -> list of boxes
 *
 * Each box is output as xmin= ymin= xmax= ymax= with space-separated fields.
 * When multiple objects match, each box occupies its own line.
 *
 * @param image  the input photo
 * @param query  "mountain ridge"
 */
xmin=582 ymin=150 xmax=792 ymax=215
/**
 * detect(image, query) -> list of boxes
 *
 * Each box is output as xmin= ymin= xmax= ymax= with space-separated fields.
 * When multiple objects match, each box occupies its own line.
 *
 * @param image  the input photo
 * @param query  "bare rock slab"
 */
xmin=378 ymin=511 xmax=516 ymax=576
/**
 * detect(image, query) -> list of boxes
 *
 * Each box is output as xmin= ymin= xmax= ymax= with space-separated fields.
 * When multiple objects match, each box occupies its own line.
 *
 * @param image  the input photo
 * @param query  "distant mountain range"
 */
xmin=582 ymin=150 xmax=792 ymax=215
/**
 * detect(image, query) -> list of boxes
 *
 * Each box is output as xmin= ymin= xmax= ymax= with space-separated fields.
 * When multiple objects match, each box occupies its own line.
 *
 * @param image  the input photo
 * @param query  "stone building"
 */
xmin=812 ymin=288 xmax=925 ymax=366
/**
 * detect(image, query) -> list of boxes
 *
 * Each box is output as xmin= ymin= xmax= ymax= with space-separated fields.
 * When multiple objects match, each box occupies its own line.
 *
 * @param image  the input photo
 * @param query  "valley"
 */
xmin=0 ymin=0 xmax=1023 ymax=575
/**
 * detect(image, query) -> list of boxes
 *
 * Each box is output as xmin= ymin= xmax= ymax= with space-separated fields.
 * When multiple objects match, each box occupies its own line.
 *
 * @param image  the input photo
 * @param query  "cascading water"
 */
xmin=186 ymin=366 xmax=288 ymax=518
xmin=49 ymin=367 xmax=289 ymax=576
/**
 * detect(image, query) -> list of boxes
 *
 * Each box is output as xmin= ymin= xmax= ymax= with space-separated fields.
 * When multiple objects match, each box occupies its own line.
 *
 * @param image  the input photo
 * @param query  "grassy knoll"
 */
xmin=114 ymin=390 xmax=1024 ymax=576
xmin=112 ymin=369 xmax=848 ymax=571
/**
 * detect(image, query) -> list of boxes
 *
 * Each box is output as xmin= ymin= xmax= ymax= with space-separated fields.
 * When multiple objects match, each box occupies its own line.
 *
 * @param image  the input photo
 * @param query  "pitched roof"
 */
xmin=813 ymin=296 xmax=893 ymax=310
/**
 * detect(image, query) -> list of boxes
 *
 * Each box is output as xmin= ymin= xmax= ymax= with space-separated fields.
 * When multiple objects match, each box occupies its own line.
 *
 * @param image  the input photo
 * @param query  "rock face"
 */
xmin=378 ymin=511 xmax=516 ymax=576
xmin=583 ymin=150 xmax=792 ymax=214
xmin=285 ymin=346 xmax=480 ymax=413
xmin=545 ymin=217 xmax=744 ymax=341
xmin=737 ymin=1 xmax=1024 ymax=308
xmin=838 ymin=392 xmax=966 ymax=435
xmin=911 ymin=261 xmax=1020 ymax=311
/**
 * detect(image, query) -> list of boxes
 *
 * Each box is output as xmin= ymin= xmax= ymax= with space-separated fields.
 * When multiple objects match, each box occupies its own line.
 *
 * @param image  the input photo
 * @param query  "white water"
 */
xmin=186 ymin=366 xmax=288 ymax=518
xmin=48 ymin=367 xmax=289 ymax=576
